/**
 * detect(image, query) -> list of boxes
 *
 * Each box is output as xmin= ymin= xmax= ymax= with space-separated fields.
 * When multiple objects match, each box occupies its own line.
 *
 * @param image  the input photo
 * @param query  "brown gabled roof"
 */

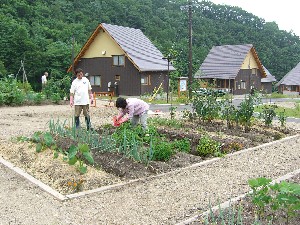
xmin=67 ymin=23 xmax=175 ymax=73
xmin=276 ymin=61 xmax=300 ymax=86
xmin=194 ymin=44 xmax=266 ymax=79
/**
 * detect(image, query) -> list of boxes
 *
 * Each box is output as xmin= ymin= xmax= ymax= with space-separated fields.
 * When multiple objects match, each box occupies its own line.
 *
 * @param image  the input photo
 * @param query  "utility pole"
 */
xmin=180 ymin=0 xmax=194 ymax=99
xmin=188 ymin=0 xmax=193 ymax=99
xmin=162 ymin=55 xmax=173 ymax=103
xmin=72 ymin=35 xmax=75 ymax=78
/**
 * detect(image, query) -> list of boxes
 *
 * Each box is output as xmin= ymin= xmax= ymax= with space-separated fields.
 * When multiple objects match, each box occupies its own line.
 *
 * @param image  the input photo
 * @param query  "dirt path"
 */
xmin=0 ymin=102 xmax=117 ymax=140
xmin=0 ymin=102 xmax=300 ymax=224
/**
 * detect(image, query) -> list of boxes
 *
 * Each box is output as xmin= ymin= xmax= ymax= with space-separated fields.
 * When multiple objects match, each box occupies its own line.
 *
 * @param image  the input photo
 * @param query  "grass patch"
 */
xmin=255 ymin=104 xmax=300 ymax=118
xmin=268 ymin=92 xmax=300 ymax=99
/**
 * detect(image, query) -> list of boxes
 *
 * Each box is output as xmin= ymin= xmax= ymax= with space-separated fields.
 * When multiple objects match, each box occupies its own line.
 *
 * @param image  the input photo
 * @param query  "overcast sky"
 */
xmin=209 ymin=0 xmax=300 ymax=37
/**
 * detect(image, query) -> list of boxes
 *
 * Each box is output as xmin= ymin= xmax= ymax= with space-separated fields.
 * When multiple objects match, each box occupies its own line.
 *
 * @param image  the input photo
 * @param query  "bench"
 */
xmin=92 ymin=91 xmax=114 ymax=107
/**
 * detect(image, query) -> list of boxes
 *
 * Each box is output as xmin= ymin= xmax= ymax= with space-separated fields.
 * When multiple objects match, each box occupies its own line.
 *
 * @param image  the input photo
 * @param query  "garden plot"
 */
xmin=0 ymin=101 xmax=298 ymax=197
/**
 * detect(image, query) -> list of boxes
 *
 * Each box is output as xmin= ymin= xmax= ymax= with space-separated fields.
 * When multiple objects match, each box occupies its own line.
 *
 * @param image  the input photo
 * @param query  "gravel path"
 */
xmin=0 ymin=102 xmax=300 ymax=224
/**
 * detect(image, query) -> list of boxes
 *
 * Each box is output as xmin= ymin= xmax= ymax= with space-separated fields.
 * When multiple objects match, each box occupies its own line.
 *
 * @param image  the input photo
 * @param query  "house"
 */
xmin=276 ymin=62 xmax=300 ymax=95
xmin=261 ymin=66 xmax=277 ymax=94
xmin=194 ymin=44 xmax=266 ymax=95
xmin=67 ymin=23 xmax=175 ymax=96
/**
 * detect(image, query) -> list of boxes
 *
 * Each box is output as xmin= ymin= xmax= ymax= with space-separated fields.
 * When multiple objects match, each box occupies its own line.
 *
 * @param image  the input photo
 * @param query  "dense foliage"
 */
xmin=1 ymin=0 xmax=300 ymax=91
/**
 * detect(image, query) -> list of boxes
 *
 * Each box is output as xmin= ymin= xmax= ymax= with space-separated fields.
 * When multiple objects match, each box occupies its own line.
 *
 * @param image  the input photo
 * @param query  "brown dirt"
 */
xmin=0 ymin=102 xmax=300 ymax=225
xmin=0 ymin=101 xmax=299 ymax=197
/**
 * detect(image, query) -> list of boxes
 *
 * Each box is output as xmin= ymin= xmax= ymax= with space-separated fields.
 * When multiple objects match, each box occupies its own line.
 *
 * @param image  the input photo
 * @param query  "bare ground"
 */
xmin=0 ymin=100 xmax=300 ymax=224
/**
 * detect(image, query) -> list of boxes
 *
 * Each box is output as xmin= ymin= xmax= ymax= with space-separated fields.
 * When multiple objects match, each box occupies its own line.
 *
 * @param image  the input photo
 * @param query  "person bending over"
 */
xmin=115 ymin=97 xmax=149 ymax=130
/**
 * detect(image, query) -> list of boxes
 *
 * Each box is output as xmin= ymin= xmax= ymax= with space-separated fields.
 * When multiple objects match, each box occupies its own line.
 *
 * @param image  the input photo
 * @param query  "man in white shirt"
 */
xmin=70 ymin=68 xmax=93 ymax=130
xmin=41 ymin=72 xmax=48 ymax=89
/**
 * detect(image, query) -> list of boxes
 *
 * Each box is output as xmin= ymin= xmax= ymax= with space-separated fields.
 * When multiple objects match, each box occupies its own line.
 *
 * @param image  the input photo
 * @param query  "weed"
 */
xmin=67 ymin=178 xmax=85 ymax=192
xmin=149 ymin=117 xmax=183 ymax=128
xmin=295 ymin=102 xmax=300 ymax=111
xmin=169 ymin=106 xmax=177 ymax=119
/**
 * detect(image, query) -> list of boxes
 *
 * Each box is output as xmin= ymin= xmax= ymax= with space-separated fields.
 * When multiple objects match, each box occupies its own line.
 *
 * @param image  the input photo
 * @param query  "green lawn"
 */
xmin=255 ymin=102 xmax=300 ymax=118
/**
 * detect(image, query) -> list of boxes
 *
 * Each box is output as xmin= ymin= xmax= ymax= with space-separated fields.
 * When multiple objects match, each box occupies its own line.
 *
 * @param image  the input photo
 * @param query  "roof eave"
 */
xmin=67 ymin=24 xmax=104 ymax=73
xmin=250 ymin=47 xmax=266 ymax=78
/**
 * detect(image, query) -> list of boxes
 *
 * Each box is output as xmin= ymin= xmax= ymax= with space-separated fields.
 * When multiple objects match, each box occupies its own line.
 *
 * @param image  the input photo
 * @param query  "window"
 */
xmin=115 ymin=75 xmax=120 ymax=81
xmin=89 ymin=75 xmax=101 ymax=86
xmin=241 ymin=81 xmax=246 ymax=89
xmin=252 ymin=68 xmax=257 ymax=75
xmin=141 ymin=75 xmax=150 ymax=85
xmin=112 ymin=55 xmax=125 ymax=66
xmin=291 ymin=86 xmax=297 ymax=91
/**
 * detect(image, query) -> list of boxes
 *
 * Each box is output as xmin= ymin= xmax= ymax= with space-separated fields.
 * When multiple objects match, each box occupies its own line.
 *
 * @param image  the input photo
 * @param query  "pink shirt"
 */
xmin=118 ymin=98 xmax=149 ymax=119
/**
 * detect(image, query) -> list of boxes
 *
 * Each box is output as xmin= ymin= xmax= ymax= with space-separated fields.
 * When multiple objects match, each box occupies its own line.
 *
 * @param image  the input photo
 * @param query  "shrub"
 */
xmin=193 ymin=93 xmax=222 ymax=122
xmin=0 ymin=78 xmax=26 ymax=105
xmin=259 ymin=104 xmax=277 ymax=126
xmin=0 ymin=92 xmax=4 ymax=106
xmin=221 ymin=141 xmax=243 ymax=153
xmin=197 ymin=136 xmax=221 ymax=157
xmin=42 ymin=76 xmax=71 ymax=100
xmin=50 ymin=93 xmax=61 ymax=104
xmin=33 ymin=92 xmax=44 ymax=104
xmin=238 ymin=94 xmax=261 ymax=132
xmin=26 ymin=91 xmax=45 ymax=105
xmin=277 ymin=110 xmax=287 ymax=127
xmin=152 ymin=139 xmax=173 ymax=161
xmin=172 ymin=138 xmax=191 ymax=153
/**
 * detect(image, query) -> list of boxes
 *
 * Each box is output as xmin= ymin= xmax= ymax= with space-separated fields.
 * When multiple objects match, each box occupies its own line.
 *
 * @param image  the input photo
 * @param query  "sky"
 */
xmin=209 ymin=0 xmax=300 ymax=36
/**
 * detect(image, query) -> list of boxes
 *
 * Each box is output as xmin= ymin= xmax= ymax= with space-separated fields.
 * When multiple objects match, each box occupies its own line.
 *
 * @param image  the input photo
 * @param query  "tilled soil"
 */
xmin=0 ymin=102 xmax=300 ymax=196
xmin=0 ymin=101 xmax=299 ymax=224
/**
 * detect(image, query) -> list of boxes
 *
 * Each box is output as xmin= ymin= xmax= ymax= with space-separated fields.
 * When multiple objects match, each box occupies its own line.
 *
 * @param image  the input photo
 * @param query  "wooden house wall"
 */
xmin=233 ymin=69 xmax=262 ymax=95
xmin=76 ymin=57 xmax=141 ymax=96
xmin=140 ymin=72 xmax=168 ymax=95
xmin=75 ymin=57 xmax=169 ymax=96
xmin=278 ymin=84 xmax=300 ymax=94
xmin=261 ymin=83 xmax=273 ymax=94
